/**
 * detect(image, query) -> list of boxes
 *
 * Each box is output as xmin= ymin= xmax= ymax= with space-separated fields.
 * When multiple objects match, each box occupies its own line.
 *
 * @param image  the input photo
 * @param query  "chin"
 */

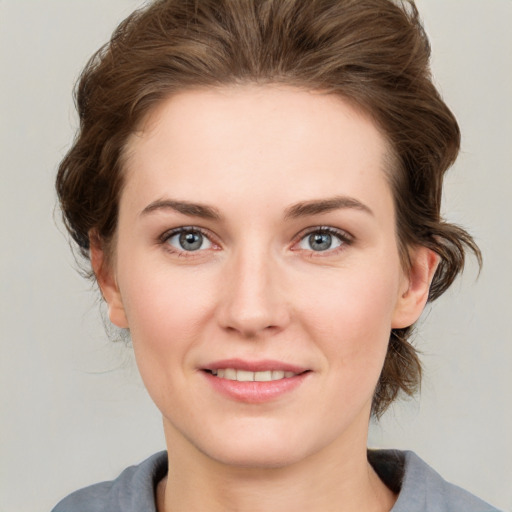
xmin=193 ymin=422 xmax=323 ymax=469
xmin=207 ymin=442 xmax=307 ymax=469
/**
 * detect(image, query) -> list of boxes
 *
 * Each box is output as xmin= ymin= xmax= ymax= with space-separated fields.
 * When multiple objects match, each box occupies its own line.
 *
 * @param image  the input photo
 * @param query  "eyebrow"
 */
xmin=140 ymin=195 xmax=373 ymax=221
xmin=284 ymin=196 xmax=374 ymax=219
xmin=140 ymin=199 xmax=222 ymax=220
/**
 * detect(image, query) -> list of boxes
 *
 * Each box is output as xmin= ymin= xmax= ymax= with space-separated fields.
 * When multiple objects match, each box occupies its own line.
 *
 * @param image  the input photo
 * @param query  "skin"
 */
xmin=92 ymin=85 xmax=438 ymax=512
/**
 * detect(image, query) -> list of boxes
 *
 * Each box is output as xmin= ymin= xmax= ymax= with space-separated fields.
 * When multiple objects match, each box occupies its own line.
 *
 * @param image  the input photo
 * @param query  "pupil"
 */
xmin=179 ymin=231 xmax=202 ymax=251
xmin=309 ymin=232 xmax=332 ymax=251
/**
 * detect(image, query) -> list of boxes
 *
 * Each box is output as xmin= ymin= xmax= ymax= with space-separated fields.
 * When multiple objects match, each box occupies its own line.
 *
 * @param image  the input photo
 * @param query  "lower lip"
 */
xmin=202 ymin=371 xmax=310 ymax=403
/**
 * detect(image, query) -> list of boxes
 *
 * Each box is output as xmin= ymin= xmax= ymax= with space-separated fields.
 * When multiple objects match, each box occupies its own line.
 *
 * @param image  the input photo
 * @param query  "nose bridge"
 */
xmin=218 ymin=238 xmax=288 ymax=336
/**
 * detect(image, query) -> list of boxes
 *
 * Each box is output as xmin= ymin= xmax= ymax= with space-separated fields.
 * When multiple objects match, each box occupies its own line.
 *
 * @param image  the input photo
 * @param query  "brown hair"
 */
xmin=56 ymin=0 xmax=481 ymax=416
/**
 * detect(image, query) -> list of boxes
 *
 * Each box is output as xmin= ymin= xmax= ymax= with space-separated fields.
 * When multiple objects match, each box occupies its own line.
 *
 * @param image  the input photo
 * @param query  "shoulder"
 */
xmin=369 ymin=449 xmax=502 ymax=512
xmin=51 ymin=451 xmax=167 ymax=512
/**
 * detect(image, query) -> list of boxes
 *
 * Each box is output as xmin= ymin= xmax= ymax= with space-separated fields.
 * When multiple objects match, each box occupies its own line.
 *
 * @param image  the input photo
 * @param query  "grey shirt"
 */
xmin=52 ymin=450 xmax=501 ymax=511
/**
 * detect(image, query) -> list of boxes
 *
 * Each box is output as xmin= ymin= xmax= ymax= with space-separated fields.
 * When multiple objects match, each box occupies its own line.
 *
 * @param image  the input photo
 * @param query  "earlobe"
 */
xmin=89 ymin=235 xmax=129 ymax=329
xmin=391 ymin=246 xmax=439 ymax=329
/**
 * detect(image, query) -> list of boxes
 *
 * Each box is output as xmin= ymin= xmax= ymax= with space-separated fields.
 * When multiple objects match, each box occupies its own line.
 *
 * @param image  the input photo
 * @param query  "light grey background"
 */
xmin=1 ymin=1 xmax=511 ymax=511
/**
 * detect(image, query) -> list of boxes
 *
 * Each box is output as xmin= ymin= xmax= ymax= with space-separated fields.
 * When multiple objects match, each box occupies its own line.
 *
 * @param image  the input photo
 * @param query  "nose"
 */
xmin=216 ymin=246 xmax=291 ymax=338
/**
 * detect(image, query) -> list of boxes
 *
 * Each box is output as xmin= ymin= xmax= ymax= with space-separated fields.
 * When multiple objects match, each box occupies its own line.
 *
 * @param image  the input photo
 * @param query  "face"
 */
xmin=95 ymin=85 xmax=434 ymax=469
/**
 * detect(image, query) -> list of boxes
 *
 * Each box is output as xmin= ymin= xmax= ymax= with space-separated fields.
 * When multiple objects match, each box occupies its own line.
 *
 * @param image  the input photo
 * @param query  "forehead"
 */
xmin=122 ymin=85 xmax=393 ymax=218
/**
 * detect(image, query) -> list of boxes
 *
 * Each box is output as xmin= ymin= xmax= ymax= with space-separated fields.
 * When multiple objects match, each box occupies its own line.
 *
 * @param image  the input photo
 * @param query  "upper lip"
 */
xmin=203 ymin=358 xmax=309 ymax=374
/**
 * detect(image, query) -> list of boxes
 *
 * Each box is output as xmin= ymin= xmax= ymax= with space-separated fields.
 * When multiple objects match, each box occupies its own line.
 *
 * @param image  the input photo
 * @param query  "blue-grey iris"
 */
xmin=179 ymin=231 xmax=203 ymax=251
xmin=309 ymin=232 xmax=332 ymax=251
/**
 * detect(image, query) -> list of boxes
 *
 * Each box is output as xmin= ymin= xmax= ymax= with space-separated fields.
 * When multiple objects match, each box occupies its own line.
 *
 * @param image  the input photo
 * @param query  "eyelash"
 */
xmin=291 ymin=226 xmax=353 ymax=256
xmin=159 ymin=226 xmax=218 ymax=257
xmin=158 ymin=225 xmax=353 ymax=257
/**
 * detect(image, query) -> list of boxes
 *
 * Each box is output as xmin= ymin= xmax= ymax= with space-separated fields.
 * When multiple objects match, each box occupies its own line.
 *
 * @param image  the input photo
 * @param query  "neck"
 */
xmin=157 ymin=421 xmax=396 ymax=512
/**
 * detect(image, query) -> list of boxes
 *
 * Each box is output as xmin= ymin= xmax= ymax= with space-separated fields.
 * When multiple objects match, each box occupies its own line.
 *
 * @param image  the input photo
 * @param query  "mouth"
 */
xmin=204 ymin=368 xmax=306 ymax=382
xmin=200 ymin=359 xmax=311 ymax=402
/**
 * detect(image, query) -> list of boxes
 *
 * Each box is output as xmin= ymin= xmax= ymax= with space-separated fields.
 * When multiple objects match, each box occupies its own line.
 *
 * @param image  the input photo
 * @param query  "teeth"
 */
xmin=254 ymin=370 xmax=272 ymax=382
xmin=224 ymin=368 xmax=236 ymax=380
xmin=236 ymin=370 xmax=254 ymax=382
xmin=211 ymin=368 xmax=299 ymax=382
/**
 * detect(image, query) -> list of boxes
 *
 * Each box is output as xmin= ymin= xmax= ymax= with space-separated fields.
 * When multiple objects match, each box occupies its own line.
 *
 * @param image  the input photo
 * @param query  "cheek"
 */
xmin=299 ymin=265 xmax=400 ymax=372
xmin=116 ymin=264 xmax=221 ymax=415
xmin=121 ymin=266 xmax=216 ymax=338
xmin=115 ymin=253 xmax=219 ymax=376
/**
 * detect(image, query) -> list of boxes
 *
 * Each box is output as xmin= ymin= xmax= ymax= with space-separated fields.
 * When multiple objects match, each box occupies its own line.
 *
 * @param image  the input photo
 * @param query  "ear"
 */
xmin=392 ymin=246 xmax=439 ymax=329
xmin=89 ymin=235 xmax=129 ymax=329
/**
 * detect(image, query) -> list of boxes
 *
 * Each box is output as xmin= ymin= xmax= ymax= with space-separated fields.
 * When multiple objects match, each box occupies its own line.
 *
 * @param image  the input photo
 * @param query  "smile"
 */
xmin=202 ymin=359 xmax=311 ymax=403
xmin=210 ymin=369 xmax=298 ymax=381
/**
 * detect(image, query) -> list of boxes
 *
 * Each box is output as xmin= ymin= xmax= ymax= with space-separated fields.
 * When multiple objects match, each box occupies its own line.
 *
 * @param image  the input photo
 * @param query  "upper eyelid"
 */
xmin=293 ymin=225 xmax=353 ymax=242
xmin=159 ymin=225 xmax=214 ymax=242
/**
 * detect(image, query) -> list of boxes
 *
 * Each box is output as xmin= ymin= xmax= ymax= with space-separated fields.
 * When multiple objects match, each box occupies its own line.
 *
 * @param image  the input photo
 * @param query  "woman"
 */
xmin=52 ymin=0 xmax=500 ymax=510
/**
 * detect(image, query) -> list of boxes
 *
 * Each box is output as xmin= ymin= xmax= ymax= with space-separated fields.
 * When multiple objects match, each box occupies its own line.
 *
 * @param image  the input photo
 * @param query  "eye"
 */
xmin=165 ymin=228 xmax=213 ymax=252
xmin=296 ymin=227 xmax=350 ymax=253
